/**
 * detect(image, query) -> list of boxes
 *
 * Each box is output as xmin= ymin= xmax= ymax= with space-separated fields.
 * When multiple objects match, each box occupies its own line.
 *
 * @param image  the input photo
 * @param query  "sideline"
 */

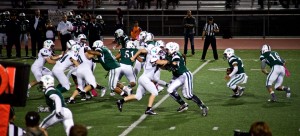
xmin=119 ymin=60 xmax=211 ymax=136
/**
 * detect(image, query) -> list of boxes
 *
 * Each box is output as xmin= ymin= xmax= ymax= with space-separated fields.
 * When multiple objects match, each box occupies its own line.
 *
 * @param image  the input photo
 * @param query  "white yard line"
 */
xmin=119 ymin=60 xmax=211 ymax=136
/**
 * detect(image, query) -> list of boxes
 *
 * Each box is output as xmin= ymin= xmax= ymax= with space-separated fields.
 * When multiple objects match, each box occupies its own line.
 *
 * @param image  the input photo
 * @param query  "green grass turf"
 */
xmin=3 ymin=49 xmax=300 ymax=136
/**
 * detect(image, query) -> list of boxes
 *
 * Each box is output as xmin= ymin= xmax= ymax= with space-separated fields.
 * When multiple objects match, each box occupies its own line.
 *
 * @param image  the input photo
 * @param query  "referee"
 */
xmin=57 ymin=14 xmax=73 ymax=52
xmin=201 ymin=16 xmax=219 ymax=61
xmin=8 ymin=107 xmax=26 ymax=136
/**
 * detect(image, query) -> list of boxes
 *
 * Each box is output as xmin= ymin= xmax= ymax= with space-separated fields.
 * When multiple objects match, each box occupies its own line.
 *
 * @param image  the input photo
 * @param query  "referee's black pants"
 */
xmin=60 ymin=33 xmax=71 ymax=52
xmin=201 ymin=36 xmax=218 ymax=60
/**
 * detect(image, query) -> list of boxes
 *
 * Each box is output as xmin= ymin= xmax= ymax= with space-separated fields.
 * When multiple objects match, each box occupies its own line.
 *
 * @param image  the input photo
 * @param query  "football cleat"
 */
xmin=286 ymin=87 xmax=291 ymax=98
xmin=66 ymin=99 xmax=76 ymax=104
xmin=201 ymin=106 xmax=209 ymax=116
xmin=145 ymin=109 xmax=157 ymax=115
xmin=116 ymin=100 xmax=123 ymax=112
xmin=157 ymin=85 xmax=164 ymax=93
xmin=177 ymin=103 xmax=189 ymax=112
xmin=123 ymin=86 xmax=132 ymax=95
xmin=231 ymin=93 xmax=240 ymax=98
xmin=238 ymin=87 xmax=245 ymax=97
xmin=100 ymin=87 xmax=106 ymax=97
xmin=268 ymin=98 xmax=277 ymax=102
xmin=91 ymin=89 xmax=98 ymax=97
xmin=37 ymin=105 xmax=50 ymax=113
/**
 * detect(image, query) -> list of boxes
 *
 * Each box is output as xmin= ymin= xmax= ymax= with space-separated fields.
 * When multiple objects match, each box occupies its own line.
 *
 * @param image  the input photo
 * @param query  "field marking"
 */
xmin=212 ymin=127 xmax=219 ymax=131
xmin=86 ymin=126 xmax=93 ymax=130
xmin=208 ymin=68 xmax=227 ymax=71
xmin=119 ymin=60 xmax=211 ymax=136
xmin=169 ymin=126 xmax=176 ymax=130
xmin=250 ymin=69 xmax=261 ymax=71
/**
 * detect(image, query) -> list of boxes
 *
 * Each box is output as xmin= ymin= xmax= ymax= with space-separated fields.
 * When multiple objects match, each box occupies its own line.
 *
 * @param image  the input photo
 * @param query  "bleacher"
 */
xmin=1 ymin=0 xmax=298 ymax=11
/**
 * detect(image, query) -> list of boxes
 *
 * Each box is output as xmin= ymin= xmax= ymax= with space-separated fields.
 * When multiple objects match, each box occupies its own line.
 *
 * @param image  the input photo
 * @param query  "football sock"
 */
xmin=28 ymin=84 xmax=31 ymax=89
xmin=120 ymin=99 xmax=125 ymax=104
xmin=146 ymin=107 xmax=151 ymax=111
xmin=169 ymin=91 xmax=185 ymax=105
xmin=25 ymin=46 xmax=28 ymax=56
xmin=191 ymin=95 xmax=205 ymax=108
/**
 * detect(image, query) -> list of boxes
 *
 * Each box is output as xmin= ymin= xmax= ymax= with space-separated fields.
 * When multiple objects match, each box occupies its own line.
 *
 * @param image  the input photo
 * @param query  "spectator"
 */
xmin=25 ymin=111 xmax=48 ymax=136
xmin=116 ymin=8 xmax=124 ymax=30
xmin=166 ymin=0 xmax=176 ymax=9
xmin=156 ymin=0 xmax=162 ymax=9
xmin=249 ymin=121 xmax=272 ymax=136
xmin=145 ymin=0 xmax=151 ymax=9
xmin=96 ymin=0 xmax=101 ymax=8
xmin=57 ymin=14 xmax=73 ymax=52
xmin=30 ymin=9 xmax=46 ymax=58
xmin=19 ymin=12 xmax=30 ymax=57
xmin=201 ymin=16 xmax=219 ymax=61
xmin=6 ymin=12 xmax=21 ymax=58
xmin=183 ymin=10 xmax=196 ymax=56
xmin=8 ymin=107 xmax=26 ymax=136
xmin=58 ymin=0 xmax=65 ymax=9
xmin=130 ymin=21 xmax=142 ymax=41
xmin=128 ymin=0 xmax=136 ymax=9
xmin=45 ymin=19 xmax=56 ymax=42
xmin=69 ymin=124 xmax=88 ymax=136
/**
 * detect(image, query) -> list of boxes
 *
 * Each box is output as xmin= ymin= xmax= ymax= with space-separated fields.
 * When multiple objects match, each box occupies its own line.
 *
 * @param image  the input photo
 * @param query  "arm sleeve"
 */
xmin=229 ymin=65 xmax=238 ymax=77
xmin=261 ymin=59 xmax=267 ymax=69
xmin=49 ymin=94 xmax=62 ymax=113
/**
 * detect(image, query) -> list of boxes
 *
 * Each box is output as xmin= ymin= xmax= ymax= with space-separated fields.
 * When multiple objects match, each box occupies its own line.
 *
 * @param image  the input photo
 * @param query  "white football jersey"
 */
xmin=32 ymin=48 xmax=52 ymax=68
xmin=142 ymin=53 xmax=158 ymax=80
xmin=53 ymin=51 xmax=78 ymax=71
xmin=77 ymin=46 xmax=93 ymax=69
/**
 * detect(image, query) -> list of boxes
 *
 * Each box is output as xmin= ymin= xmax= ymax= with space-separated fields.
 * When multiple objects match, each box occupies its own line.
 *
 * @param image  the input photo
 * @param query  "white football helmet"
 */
xmin=71 ymin=44 xmax=81 ymax=54
xmin=165 ymin=42 xmax=179 ymax=54
xmin=75 ymin=15 xmax=81 ymax=19
xmin=67 ymin=40 xmax=77 ymax=49
xmin=138 ymin=31 xmax=147 ymax=41
xmin=126 ymin=41 xmax=136 ymax=49
xmin=19 ymin=12 xmax=25 ymax=17
xmin=115 ymin=29 xmax=124 ymax=38
xmin=144 ymin=33 xmax=154 ymax=43
xmin=96 ymin=15 xmax=102 ymax=20
xmin=77 ymin=34 xmax=87 ymax=42
xmin=223 ymin=48 xmax=235 ymax=59
xmin=43 ymin=40 xmax=54 ymax=50
xmin=93 ymin=40 xmax=104 ymax=48
xmin=155 ymin=40 xmax=165 ymax=48
xmin=150 ymin=46 xmax=164 ymax=57
xmin=40 ymin=75 xmax=55 ymax=90
xmin=261 ymin=44 xmax=271 ymax=54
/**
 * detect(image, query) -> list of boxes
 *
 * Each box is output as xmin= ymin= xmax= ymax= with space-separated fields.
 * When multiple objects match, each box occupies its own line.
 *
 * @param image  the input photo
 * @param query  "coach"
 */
xmin=30 ymin=9 xmax=45 ymax=58
xmin=57 ymin=14 xmax=73 ymax=52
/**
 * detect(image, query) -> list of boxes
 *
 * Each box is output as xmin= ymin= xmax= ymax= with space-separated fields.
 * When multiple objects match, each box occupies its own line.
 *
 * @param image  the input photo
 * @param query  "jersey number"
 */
xmin=124 ymin=50 xmax=134 ymax=58
xmin=269 ymin=53 xmax=282 ymax=62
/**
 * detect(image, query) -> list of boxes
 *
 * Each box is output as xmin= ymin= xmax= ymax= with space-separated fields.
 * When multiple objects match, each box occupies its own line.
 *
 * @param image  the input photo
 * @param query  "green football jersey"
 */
xmin=44 ymin=88 xmax=66 ymax=112
xmin=227 ymin=55 xmax=245 ymax=74
xmin=169 ymin=52 xmax=188 ymax=77
xmin=260 ymin=51 xmax=284 ymax=67
xmin=119 ymin=48 xmax=138 ymax=66
xmin=97 ymin=47 xmax=120 ymax=71
xmin=117 ymin=35 xmax=130 ymax=48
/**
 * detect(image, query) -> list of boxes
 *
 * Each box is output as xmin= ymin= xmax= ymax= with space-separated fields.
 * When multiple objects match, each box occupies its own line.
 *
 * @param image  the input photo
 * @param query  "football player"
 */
xmin=18 ymin=12 xmax=30 ymax=57
xmin=116 ymin=46 xmax=166 ymax=115
xmin=223 ymin=48 xmax=247 ymax=98
xmin=66 ymin=41 xmax=98 ymax=103
xmin=132 ymin=31 xmax=147 ymax=76
xmin=113 ymin=29 xmax=129 ymax=49
xmin=115 ymin=41 xmax=141 ymax=94
xmin=260 ymin=44 xmax=291 ymax=102
xmin=28 ymin=40 xmax=62 ymax=97
xmin=88 ymin=40 xmax=128 ymax=97
xmin=39 ymin=75 xmax=74 ymax=136
xmin=164 ymin=42 xmax=208 ymax=116
xmin=52 ymin=44 xmax=80 ymax=93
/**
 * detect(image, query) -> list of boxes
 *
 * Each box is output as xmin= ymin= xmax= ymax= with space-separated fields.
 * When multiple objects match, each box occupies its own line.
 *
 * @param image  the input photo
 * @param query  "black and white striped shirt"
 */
xmin=7 ymin=122 xmax=26 ymax=136
xmin=203 ymin=23 xmax=219 ymax=36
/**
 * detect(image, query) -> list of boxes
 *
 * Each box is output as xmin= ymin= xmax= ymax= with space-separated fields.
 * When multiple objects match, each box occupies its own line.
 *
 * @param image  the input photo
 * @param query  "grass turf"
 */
xmin=3 ymin=49 xmax=299 ymax=136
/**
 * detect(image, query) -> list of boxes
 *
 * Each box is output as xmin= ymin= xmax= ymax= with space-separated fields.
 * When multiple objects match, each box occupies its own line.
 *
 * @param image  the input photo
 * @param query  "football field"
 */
xmin=8 ymin=49 xmax=300 ymax=136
